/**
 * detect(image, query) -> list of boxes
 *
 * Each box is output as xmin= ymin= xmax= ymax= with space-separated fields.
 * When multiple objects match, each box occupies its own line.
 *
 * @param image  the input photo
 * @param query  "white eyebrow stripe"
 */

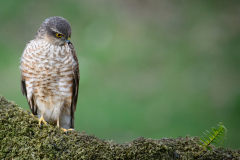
xmin=50 ymin=27 xmax=63 ymax=34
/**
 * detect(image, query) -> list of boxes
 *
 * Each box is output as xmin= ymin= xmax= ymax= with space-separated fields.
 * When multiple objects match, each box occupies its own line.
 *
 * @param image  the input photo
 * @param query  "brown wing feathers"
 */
xmin=68 ymin=42 xmax=80 ymax=128
xmin=21 ymin=75 xmax=38 ymax=115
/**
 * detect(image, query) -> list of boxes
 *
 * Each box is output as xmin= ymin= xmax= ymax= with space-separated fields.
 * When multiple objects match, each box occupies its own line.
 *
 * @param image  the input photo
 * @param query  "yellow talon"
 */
xmin=61 ymin=128 xmax=74 ymax=133
xmin=39 ymin=117 xmax=47 ymax=126
xmin=29 ymin=113 xmax=47 ymax=127
xmin=61 ymin=128 xmax=67 ymax=132
xmin=68 ymin=128 xmax=74 ymax=131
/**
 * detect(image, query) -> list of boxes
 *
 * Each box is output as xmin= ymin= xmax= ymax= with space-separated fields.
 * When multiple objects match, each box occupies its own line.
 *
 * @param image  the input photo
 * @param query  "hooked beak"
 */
xmin=65 ymin=37 xmax=71 ymax=43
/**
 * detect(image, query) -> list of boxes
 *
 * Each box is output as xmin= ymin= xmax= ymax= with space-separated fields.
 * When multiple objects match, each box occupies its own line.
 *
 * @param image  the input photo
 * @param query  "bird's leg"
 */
xmin=57 ymin=116 xmax=60 ymax=128
xmin=57 ymin=116 xmax=74 ymax=133
xmin=38 ymin=113 xmax=47 ymax=127
xmin=57 ymin=116 xmax=66 ymax=131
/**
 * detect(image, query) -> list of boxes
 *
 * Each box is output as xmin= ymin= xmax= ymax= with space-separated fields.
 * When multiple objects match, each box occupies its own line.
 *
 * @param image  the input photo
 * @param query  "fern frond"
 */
xmin=195 ymin=122 xmax=227 ymax=158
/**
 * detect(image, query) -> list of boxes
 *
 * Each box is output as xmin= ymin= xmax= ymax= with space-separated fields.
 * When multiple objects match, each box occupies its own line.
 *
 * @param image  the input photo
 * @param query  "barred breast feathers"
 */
xmin=20 ymin=39 xmax=76 ymax=120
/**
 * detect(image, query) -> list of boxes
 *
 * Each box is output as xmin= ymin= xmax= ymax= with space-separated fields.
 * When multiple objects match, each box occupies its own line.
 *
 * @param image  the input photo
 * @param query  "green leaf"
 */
xmin=196 ymin=122 xmax=227 ymax=158
xmin=206 ymin=146 xmax=212 ymax=151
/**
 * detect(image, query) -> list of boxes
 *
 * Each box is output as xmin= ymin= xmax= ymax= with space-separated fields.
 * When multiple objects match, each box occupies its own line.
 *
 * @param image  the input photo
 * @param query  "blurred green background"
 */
xmin=0 ymin=1 xmax=239 ymax=149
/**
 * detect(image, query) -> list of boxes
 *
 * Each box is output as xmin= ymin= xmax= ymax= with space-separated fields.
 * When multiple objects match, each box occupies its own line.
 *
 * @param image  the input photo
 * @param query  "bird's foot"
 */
xmin=29 ymin=113 xmax=48 ymax=127
xmin=38 ymin=117 xmax=48 ymax=127
xmin=61 ymin=128 xmax=75 ymax=133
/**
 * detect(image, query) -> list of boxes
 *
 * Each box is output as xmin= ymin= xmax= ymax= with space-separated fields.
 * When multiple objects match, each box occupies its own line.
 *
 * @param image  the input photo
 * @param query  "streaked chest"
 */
xmin=20 ymin=40 xmax=74 ymax=97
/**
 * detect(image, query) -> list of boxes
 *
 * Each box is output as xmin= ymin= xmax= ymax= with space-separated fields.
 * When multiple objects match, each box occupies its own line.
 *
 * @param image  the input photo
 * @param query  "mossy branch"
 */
xmin=0 ymin=94 xmax=239 ymax=159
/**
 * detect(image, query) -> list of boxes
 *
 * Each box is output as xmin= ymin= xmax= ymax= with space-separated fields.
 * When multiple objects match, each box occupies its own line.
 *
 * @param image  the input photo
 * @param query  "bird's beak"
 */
xmin=65 ymin=37 xmax=70 ymax=43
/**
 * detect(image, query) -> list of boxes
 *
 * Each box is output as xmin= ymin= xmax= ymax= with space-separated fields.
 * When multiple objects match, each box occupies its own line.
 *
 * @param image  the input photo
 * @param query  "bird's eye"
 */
xmin=55 ymin=33 xmax=63 ymax=38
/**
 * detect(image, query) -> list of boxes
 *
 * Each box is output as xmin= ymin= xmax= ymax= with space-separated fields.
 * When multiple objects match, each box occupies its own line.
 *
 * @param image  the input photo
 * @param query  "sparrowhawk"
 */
xmin=20 ymin=17 xmax=79 ymax=131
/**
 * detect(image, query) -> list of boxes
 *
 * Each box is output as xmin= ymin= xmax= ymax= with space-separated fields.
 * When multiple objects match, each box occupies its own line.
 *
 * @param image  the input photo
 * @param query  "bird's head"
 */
xmin=36 ymin=16 xmax=72 ymax=46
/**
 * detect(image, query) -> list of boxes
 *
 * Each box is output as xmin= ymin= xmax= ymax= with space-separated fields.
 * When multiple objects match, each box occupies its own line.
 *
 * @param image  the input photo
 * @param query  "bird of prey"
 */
xmin=20 ymin=17 xmax=79 ymax=131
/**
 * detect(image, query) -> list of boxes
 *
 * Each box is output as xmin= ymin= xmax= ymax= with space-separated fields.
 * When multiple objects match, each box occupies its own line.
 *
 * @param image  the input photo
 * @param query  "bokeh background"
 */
xmin=0 ymin=1 xmax=239 ymax=149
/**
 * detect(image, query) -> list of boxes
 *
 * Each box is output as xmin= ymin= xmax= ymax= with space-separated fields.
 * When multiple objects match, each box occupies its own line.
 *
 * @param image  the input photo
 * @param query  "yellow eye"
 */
xmin=55 ymin=33 xmax=63 ymax=38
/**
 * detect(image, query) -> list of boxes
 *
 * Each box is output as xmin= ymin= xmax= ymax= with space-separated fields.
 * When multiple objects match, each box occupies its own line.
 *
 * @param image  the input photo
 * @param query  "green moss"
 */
xmin=0 ymin=94 xmax=239 ymax=159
